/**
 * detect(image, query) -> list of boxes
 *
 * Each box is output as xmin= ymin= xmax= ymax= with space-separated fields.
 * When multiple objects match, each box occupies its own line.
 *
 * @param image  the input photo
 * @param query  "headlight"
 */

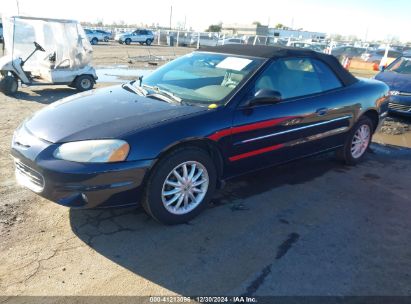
xmin=54 ymin=139 xmax=130 ymax=163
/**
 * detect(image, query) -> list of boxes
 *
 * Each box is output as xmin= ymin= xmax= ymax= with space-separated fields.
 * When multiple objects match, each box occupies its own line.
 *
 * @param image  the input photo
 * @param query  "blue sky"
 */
xmin=1 ymin=0 xmax=410 ymax=41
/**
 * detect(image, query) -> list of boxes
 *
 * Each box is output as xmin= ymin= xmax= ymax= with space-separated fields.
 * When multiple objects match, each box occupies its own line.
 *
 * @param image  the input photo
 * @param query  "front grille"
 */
xmin=14 ymin=159 xmax=45 ymax=193
xmin=388 ymin=102 xmax=411 ymax=112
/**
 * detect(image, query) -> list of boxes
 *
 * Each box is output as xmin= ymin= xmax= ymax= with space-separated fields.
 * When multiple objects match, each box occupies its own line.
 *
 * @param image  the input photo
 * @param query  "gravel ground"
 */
xmin=380 ymin=117 xmax=411 ymax=135
xmin=0 ymin=44 xmax=410 ymax=298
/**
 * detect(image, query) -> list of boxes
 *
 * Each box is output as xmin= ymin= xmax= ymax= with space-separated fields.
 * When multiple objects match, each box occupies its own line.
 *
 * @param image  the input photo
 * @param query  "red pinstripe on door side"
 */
xmin=207 ymin=116 xmax=296 ymax=141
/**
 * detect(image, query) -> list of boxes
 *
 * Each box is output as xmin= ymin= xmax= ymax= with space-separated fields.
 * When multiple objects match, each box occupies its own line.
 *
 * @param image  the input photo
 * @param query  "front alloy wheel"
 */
xmin=142 ymin=147 xmax=217 ymax=225
xmin=162 ymin=161 xmax=209 ymax=215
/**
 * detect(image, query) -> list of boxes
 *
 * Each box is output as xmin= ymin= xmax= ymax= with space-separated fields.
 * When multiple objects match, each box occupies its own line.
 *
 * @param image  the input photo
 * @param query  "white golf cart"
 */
xmin=0 ymin=16 xmax=97 ymax=96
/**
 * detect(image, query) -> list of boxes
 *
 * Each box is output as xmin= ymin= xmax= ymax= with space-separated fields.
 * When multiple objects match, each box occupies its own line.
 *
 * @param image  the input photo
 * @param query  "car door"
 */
xmin=139 ymin=30 xmax=148 ymax=42
xmin=227 ymin=57 xmax=353 ymax=174
xmin=133 ymin=30 xmax=141 ymax=42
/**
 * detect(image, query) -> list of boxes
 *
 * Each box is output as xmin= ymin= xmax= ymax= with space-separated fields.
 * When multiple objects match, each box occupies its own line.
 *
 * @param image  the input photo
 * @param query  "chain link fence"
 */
xmin=85 ymin=26 xmax=288 ymax=49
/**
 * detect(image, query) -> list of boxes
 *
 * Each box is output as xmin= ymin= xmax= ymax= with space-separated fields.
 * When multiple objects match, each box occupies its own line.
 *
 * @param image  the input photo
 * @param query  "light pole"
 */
xmin=169 ymin=6 xmax=173 ymax=30
xmin=16 ymin=0 xmax=20 ymax=15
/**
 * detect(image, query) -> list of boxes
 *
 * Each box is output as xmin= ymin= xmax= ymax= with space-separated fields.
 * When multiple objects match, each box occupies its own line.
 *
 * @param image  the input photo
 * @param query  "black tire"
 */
xmin=91 ymin=38 xmax=98 ymax=45
xmin=0 ymin=75 xmax=18 ymax=96
xmin=74 ymin=75 xmax=94 ymax=92
xmin=125 ymin=38 xmax=131 ymax=45
xmin=142 ymin=147 xmax=217 ymax=225
xmin=145 ymin=39 xmax=152 ymax=46
xmin=336 ymin=116 xmax=374 ymax=165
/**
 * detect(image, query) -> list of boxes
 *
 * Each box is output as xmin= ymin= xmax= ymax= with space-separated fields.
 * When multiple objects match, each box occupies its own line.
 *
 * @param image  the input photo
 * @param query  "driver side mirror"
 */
xmin=379 ymin=65 xmax=386 ymax=72
xmin=247 ymin=89 xmax=282 ymax=106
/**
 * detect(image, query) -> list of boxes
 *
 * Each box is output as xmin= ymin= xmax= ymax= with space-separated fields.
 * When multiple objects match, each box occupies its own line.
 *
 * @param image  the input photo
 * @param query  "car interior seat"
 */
xmin=221 ymin=72 xmax=244 ymax=88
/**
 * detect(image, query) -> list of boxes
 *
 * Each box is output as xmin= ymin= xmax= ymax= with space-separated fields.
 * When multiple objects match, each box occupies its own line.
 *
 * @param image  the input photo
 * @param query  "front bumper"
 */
xmin=11 ymin=147 xmax=154 ymax=208
xmin=387 ymin=95 xmax=411 ymax=117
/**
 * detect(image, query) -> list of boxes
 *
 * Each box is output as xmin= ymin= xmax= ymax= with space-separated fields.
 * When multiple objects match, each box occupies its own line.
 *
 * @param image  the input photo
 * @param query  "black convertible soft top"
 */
xmin=199 ymin=45 xmax=358 ymax=86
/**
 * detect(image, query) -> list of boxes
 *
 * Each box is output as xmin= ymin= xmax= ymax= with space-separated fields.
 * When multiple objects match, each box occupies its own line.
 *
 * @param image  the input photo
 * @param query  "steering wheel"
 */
xmin=34 ymin=42 xmax=46 ymax=52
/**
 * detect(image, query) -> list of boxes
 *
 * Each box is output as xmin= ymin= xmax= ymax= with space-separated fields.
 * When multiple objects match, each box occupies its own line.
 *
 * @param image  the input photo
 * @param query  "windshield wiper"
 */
xmin=142 ymin=84 xmax=182 ymax=104
xmin=122 ymin=83 xmax=147 ymax=96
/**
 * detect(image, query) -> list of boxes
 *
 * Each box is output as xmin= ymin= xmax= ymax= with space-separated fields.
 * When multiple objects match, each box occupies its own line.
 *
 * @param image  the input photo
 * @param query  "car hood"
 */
xmin=25 ymin=85 xmax=206 ymax=143
xmin=375 ymin=71 xmax=411 ymax=92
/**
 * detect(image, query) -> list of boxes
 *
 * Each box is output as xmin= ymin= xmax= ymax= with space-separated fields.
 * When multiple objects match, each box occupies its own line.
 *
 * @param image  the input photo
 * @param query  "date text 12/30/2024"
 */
xmin=149 ymin=296 xmax=258 ymax=303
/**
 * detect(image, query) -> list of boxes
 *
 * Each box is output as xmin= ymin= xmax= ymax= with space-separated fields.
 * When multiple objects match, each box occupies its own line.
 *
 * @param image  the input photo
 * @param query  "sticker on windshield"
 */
xmin=216 ymin=57 xmax=252 ymax=71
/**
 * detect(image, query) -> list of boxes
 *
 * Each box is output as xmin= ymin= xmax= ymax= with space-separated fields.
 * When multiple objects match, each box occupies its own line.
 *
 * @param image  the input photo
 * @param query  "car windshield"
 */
xmin=387 ymin=57 xmax=411 ymax=74
xmin=137 ymin=52 xmax=264 ymax=105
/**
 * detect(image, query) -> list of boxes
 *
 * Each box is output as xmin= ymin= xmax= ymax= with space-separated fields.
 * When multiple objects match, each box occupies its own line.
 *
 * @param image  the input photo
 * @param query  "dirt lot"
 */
xmin=91 ymin=42 xmax=192 ymax=68
xmin=0 ymin=45 xmax=411 ymax=299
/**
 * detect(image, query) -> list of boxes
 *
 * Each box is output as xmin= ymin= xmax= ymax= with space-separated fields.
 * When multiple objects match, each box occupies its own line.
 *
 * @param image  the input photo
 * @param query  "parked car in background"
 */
xmin=174 ymin=33 xmax=192 ymax=46
xmin=375 ymin=55 xmax=411 ymax=116
xmin=361 ymin=49 xmax=403 ymax=64
xmin=94 ymin=29 xmax=112 ymax=42
xmin=115 ymin=29 xmax=154 ymax=45
xmin=85 ymin=29 xmax=106 ymax=45
xmin=331 ymin=46 xmax=366 ymax=60
xmin=289 ymin=42 xmax=313 ymax=49
xmin=402 ymin=50 xmax=411 ymax=56
xmin=190 ymin=33 xmax=218 ymax=47
xmin=217 ymin=37 xmax=244 ymax=45
xmin=288 ymin=42 xmax=326 ymax=53
xmin=11 ymin=45 xmax=389 ymax=224
xmin=245 ymin=36 xmax=269 ymax=45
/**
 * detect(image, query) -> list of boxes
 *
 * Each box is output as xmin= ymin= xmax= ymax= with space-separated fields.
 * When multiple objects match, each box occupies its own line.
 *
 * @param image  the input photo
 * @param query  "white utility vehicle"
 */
xmin=0 ymin=16 xmax=97 ymax=96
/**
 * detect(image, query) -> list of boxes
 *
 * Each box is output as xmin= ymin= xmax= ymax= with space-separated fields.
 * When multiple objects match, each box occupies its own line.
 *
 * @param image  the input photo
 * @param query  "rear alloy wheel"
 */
xmin=0 ymin=75 xmax=18 ymax=96
xmin=336 ymin=116 xmax=373 ymax=165
xmin=75 ymin=75 xmax=94 ymax=92
xmin=142 ymin=147 xmax=217 ymax=225
xmin=91 ymin=38 xmax=98 ymax=45
xmin=125 ymin=38 xmax=131 ymax=45
xmin=146 ymin=39 xmax=152 ymax=46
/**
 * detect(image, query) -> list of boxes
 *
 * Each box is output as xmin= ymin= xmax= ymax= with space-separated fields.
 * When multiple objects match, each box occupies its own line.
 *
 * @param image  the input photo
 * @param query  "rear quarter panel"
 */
xmin=349 ymin=78 xmax=389 ymax=122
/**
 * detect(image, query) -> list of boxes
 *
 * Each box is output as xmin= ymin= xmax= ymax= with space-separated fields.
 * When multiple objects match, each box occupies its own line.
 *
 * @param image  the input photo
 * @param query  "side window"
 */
xmin=310 ymin=59 xmax=342 ymax=92
xmin=250 ymin=57 xmax=342 ymax=101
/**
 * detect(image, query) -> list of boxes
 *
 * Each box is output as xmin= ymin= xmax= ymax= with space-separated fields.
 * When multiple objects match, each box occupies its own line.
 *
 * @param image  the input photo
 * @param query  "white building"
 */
xmin=269 ymin=28 xmax=326 ymax=41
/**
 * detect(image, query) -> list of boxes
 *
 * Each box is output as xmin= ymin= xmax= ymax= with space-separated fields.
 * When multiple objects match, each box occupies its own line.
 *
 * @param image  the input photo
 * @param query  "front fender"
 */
xmin=123 ymin=107 xmax=233 ymax=162
xmin=0 ymin=55 xmax=15 ymax=71
xmin=0 ymin=56 xmax=30 ymax=83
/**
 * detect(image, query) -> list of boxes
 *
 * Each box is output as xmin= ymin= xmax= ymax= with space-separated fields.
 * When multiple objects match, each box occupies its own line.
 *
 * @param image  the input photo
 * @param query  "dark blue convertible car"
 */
xmin=375 ymin=55 xmax=411 ymax=117
xmin=11 ymin=45 xmax=389 ymax=224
